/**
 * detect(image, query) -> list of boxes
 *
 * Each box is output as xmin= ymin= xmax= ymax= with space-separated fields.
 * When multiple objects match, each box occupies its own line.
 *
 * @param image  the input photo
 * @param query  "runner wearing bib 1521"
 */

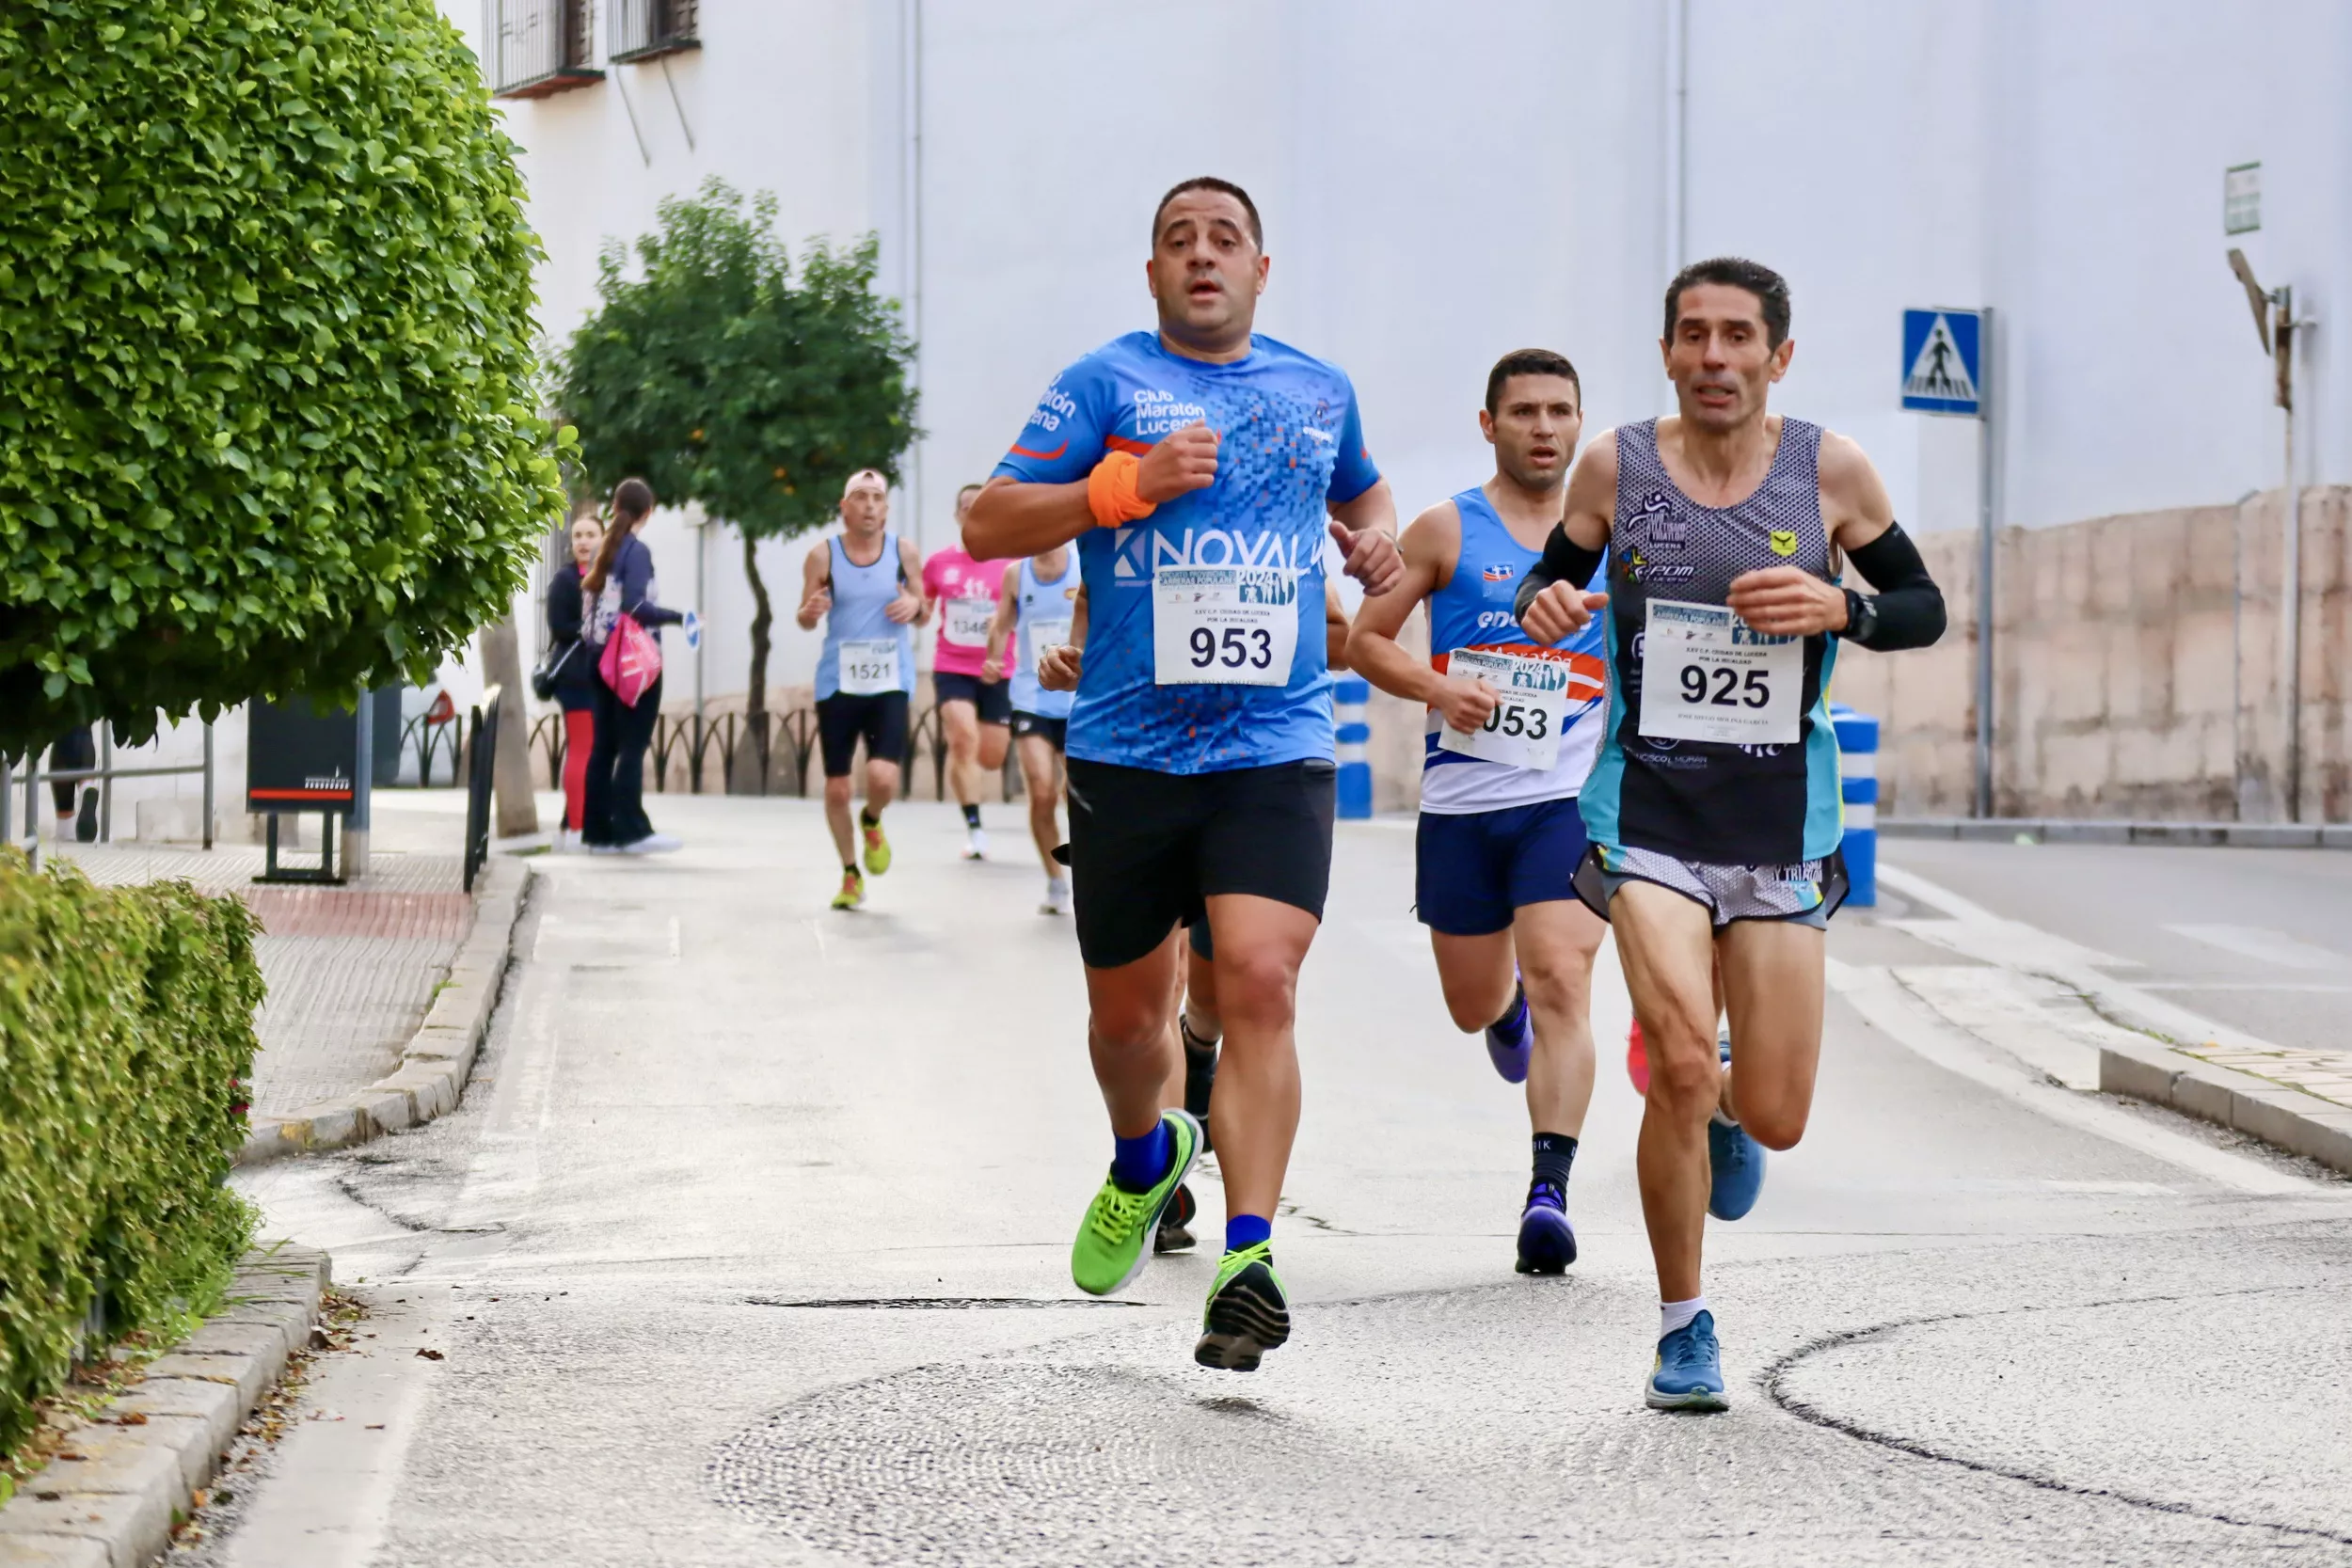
xmin=799 ymin=470 xmax=926 ymax=911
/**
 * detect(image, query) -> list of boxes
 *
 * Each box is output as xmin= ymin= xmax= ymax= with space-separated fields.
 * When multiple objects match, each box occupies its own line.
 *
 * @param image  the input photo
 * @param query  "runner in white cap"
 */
xmin=796 ymin=469 xmax=927 ymax=910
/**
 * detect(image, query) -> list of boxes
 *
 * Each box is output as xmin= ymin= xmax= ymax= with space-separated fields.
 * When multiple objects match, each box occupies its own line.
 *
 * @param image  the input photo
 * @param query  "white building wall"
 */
xmin=452 ymin=0 xmax=2352 ymax=712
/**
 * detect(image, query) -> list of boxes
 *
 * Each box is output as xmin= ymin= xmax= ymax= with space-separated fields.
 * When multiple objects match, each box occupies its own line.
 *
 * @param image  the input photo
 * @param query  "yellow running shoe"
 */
xmin=861 ymin=816 xmax=892 ymax=875
xmin=830 ymin=868 xmax=866 ymax=910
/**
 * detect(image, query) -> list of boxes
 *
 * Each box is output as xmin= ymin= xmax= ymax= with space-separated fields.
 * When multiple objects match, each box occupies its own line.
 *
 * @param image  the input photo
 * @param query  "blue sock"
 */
xmin=1109 ymin=1119 xmax=1172 ymax=1192
xmin=1225 ymin=1213 xmax=1272 ymax=1253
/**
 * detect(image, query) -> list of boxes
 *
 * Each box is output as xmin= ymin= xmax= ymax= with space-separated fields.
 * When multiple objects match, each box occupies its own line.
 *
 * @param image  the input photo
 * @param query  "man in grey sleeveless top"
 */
xmin=1515 ymin=259 xmax=1948 ymax=1411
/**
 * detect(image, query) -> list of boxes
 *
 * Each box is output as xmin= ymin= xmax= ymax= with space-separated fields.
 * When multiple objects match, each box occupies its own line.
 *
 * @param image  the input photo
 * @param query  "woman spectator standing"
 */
xmin=545 ymin=507 xmax=604 ymax=850
xmin=580 ymin=478 xmax=686 ymax=854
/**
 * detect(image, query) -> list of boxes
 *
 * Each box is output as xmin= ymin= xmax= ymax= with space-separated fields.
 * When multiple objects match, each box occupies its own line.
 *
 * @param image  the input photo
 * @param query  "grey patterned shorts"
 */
xmin=1572 ymin=844 xmax=1848 ymax=929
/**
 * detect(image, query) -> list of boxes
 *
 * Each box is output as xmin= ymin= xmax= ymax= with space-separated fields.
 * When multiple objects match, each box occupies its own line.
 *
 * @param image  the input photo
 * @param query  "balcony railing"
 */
xmin=609 ymin=0 xmax=699 ymax=63
xmin=484 ymin=0 xmax=603 ymax=100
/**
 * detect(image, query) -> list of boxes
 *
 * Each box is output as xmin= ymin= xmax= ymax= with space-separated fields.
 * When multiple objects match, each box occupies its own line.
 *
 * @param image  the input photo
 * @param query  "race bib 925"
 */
xmin=1636 ymin=599 xmax=1801 ymax=745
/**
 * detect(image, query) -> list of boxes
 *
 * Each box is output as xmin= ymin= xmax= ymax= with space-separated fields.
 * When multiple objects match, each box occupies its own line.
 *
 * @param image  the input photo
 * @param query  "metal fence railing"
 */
xmin=482 ymin=0 xmax=601 ymax=98
xmin=1 ymin=723 xmax=215 ymax=871
xmin=527 ymin=704 xmax=1025 ymax=801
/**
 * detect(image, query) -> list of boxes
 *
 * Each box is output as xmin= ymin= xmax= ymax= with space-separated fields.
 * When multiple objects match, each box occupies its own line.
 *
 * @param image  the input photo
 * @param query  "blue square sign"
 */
xmin=1900 ymin=309 xmax=1984 ymax=416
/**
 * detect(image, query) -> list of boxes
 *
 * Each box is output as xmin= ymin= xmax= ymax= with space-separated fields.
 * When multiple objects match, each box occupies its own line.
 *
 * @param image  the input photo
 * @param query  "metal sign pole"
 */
xmin=1974 ymin=307 xmax=1996 ymax=820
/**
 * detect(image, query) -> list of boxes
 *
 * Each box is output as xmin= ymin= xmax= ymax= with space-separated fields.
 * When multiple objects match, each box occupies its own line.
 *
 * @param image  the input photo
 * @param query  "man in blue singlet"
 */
xmin=965 ymin=176 xmax=1403 ymax=1371
xmin=796 ymin=469 xmax=928 ymax=911
xmin=1345 ymin=349 xmax=1611 ymax=1277
xmin=1515 ymin=259 xmax=1947 ymax=1410
xmin=984 ymin=542 xmax=1080 ymax=915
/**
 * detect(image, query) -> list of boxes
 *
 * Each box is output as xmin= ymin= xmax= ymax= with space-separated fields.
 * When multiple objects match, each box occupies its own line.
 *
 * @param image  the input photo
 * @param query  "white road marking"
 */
xmin=2165 ymin=922 xmax=2346 ymax=972
xmin=1827 ymin=958 xmax=2312 ymax=1196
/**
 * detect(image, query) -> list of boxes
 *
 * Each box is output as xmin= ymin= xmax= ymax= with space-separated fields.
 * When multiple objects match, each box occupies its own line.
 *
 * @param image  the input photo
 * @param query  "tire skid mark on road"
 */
xmin=1763 ymin=1281 xmax=2352 ymax=1547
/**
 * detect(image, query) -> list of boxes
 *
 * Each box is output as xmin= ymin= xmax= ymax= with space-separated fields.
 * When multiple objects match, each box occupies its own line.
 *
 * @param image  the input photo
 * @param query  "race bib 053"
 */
xmin=1436 ymin=647 xmax=1570 ymax=771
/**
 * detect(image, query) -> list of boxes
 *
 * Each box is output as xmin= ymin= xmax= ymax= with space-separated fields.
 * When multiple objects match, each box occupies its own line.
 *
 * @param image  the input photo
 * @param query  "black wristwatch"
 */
xmin=1841 ymin=589 xmax=1878 ymax=644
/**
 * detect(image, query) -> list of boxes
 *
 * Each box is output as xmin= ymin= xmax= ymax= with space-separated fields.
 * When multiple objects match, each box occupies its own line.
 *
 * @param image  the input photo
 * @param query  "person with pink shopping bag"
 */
xmin=580 ymin=478 xmax=689 ymax=853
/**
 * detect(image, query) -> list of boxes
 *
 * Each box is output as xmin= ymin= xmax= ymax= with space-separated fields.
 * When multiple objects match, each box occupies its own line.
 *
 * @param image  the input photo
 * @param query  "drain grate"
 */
xmin=745 ymin=1295 xmax=1144 ymax=1310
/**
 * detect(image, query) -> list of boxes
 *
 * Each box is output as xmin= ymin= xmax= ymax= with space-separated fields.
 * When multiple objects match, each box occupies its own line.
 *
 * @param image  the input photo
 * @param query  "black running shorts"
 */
xmin=932 ymin=672 xmax=1011 ymax=725
xmin=1010 ymin=710 xmax=1068 ymax=752
xmin=1064 ymin=757 xmax=1336 ymax=971
xmin=817 ymin=691 xmax=910 ymax=777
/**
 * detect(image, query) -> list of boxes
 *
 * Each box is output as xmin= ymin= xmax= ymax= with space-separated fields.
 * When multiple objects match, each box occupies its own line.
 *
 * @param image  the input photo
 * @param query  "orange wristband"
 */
xmin=1086 ymin=451 xmax=1158 ymax=529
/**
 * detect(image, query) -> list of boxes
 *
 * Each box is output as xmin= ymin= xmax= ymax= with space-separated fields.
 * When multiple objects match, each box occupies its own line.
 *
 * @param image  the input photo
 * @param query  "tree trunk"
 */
xmin=742 ymin=528 xmax=772 ymax=720
xmin=477 ymin=616 xmax=542 ymax=838
xmin=736 ymin=529 xmax=775 ymax=794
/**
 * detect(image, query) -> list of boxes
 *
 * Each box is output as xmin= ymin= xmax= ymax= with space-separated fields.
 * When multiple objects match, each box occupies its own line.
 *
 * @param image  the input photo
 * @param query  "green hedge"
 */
xmin=0 ymin=856 xmax=262 ymax=1458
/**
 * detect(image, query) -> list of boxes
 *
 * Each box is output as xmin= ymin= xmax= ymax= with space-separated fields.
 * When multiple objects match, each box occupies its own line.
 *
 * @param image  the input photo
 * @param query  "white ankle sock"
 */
xmin=1661 ymin=1296 xmax=1708 ymax=1338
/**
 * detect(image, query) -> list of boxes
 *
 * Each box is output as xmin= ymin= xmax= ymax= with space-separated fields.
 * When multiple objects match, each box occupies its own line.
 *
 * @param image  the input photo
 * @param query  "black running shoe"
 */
xmin=1155 ymin=1180 xmax=1198 ymax=1253
xmin=1194 ymin=1243 xmax=1289 ymax=1371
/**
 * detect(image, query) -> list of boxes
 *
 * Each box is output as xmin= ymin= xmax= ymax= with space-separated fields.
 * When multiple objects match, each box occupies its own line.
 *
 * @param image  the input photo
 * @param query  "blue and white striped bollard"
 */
xmin=1831 ymin=705 xmax=1878 ymax=908
xmin=1334 ymin=676 xmax=1373 ymax=819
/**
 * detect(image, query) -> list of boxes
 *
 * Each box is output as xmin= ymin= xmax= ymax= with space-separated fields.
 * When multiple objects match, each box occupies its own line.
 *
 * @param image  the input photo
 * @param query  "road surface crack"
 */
xmin=1763 ymin=1282 xmax=2351 ymax=1546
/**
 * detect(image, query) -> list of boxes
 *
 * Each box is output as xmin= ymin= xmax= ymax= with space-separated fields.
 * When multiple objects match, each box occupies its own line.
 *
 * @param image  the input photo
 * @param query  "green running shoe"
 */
xmin=1194 ymin=1242 xmax=1290 ymax=1372
xmin=1070 ymin=1110 xmax=1200 ymax=1296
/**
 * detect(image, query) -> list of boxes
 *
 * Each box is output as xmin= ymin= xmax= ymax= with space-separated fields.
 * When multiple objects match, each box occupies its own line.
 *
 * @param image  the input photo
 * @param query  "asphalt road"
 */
xmin=1883 ymin=838 xmax=2352 ymax=1055
xmin=201 ymin=798 xmax=2352 ymax=1567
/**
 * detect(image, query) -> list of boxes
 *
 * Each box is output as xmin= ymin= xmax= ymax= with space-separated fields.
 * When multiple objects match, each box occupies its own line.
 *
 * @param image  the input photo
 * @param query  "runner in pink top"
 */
xmin=923 ymin=483 xmax=1013 ymax=858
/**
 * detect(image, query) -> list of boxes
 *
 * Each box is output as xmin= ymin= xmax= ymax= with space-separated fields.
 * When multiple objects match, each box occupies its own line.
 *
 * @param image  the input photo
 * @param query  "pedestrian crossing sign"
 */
xmin=1900 ymin=308 xmax=1984 ymax=417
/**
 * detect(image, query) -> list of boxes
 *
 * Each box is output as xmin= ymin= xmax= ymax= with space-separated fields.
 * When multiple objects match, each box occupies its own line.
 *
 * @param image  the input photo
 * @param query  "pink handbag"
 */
xmin=597 ymin=610 xmax=662 ymax=705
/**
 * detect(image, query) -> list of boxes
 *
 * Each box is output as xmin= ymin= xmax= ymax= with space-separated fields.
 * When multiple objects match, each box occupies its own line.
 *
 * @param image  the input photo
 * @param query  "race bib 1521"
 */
xmin=1636 ymin=599 xmax=1801 ymax=744
xmin=1152 ymin=566 xmax=1299 ymax=687
xmin=838 ymin=638 xmax=902 ymax=696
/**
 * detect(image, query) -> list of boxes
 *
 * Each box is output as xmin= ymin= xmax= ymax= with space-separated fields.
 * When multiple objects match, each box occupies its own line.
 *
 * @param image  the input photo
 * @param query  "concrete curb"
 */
xmin=236 ymin=857 xmax=532 ymax=1165
xmin=1883 ymin=816 xmax=2352 ymax=848
xmin=0 ymin=1244 xmax=329 ymax=1568
xmin=2099 ymin=1037 xmax=2352 ymax=1175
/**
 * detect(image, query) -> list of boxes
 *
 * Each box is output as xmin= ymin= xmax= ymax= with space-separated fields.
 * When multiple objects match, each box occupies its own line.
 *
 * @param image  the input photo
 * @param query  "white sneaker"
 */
xmin=588 ymin=843 xmax=625 ymax=856
xmin=963 ymin=825 xmax=988 ymax=861
xmin=619 ymin=832 xmax=682 ymax=855
xmin=551 ymin=828 xmax=580 ymax=853
xmin=1041 ymin=875 xmax=1072 ymax=916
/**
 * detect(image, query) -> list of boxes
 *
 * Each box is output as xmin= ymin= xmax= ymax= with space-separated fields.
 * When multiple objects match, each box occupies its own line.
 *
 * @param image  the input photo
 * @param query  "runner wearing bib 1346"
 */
xmin=1514 ymin=258 xmax=1947 ymax=1413
xmin=1345 ymin=349 xmax=1612 ymax=1278
xmin=798 ymin=470 xmax=926 ymax=911
xmin=964 ymin=176 xmax=1403 ymax=1373
xmin=926 ymin=483 xmax=1012 ymax=861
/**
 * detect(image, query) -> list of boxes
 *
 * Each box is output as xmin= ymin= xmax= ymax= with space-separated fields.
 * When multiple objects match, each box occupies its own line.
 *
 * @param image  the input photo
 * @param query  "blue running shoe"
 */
xmin=1645 ymin=1309 xmax=1728 ymax=1410
xmin=1485 ymin=978 xmax=1532 ymax=1085
xmin=1707 ymin=1036 xmax=1765 ymax=1221
xmin=1514 ymin=1180 xmax=1577 ymax=1275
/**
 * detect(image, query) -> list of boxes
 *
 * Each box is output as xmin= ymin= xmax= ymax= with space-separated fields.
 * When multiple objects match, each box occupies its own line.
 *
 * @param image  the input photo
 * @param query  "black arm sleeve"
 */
xmin=545 ymin=567 xmax=582 ymax=643
xmin=1512 ymin=523 xmax=1607 ymax=624
xmin=1842 ymin=521 xmax=1947 ymax=651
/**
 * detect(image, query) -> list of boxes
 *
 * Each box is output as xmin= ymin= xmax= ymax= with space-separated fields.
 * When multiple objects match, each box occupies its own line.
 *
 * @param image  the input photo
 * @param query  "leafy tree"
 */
xmin=0 ymin=0 xmax=564 ymax=753
xmin=559 ymin=180 xmax=919 ymax=724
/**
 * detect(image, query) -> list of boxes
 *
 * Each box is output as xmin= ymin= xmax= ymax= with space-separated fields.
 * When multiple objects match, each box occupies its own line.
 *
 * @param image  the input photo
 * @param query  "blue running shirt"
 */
xmin=992 ymin=331 xmax=1380 ymax=775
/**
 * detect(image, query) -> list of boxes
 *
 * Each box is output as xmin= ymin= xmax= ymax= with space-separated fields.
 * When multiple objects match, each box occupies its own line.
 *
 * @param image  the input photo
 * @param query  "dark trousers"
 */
xmin=582 ymin=673 xmax=661 ymax=847
xmin=49 ymin=725 xmax=94 ymax=815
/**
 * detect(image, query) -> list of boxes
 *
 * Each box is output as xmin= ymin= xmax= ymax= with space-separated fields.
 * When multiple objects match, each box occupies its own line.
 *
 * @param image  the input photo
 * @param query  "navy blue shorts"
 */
xmin=933 ymin=672 xmax=1011 ymax=725
xmin=1415 ymin=797 xmax=1590 ymax=937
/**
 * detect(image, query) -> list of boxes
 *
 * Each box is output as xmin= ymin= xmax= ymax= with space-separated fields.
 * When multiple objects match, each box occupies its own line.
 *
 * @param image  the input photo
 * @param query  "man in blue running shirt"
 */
xmin=965 ymin=177 xmax=1403 ymax=1371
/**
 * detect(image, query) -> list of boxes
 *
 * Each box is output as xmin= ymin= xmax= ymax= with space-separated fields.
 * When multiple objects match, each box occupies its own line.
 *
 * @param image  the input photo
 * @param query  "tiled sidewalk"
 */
xmin=46 ymin=842 xmax=473 ymax=1118
xmin=2179 ymin=1038 xmax=2352 ymax=1111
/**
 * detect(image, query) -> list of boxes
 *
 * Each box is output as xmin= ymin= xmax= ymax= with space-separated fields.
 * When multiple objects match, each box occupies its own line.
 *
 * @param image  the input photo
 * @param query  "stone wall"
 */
xmin=1829 ymin=485 xmax=2352 ymax=823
